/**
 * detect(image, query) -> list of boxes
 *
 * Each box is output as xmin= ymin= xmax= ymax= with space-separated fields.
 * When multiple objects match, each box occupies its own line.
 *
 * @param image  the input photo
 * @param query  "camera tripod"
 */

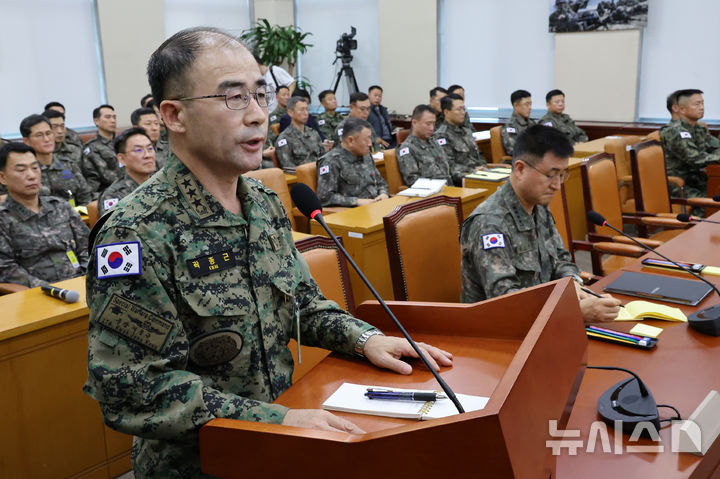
xmin=332 ymin=55 xmax=359 ymax=98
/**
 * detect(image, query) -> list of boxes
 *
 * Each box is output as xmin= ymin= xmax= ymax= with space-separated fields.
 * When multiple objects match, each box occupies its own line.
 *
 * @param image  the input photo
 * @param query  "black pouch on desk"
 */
xmin=603 ymin=271 xmax=713 ymax=306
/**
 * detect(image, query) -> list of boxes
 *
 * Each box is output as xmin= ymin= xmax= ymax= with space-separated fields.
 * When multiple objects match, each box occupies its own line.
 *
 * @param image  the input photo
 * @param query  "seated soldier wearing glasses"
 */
xmin=460 ymin=125 xmax=620 ymax=323
xmin=332 ymin=92 xmax=382 ymax=153
xmin=98 ymin=128 xmax=157 ymax=216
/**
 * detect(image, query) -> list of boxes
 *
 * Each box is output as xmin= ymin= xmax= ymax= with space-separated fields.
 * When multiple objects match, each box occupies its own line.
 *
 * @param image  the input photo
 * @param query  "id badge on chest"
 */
xmin=67 ymin=250 xmax=80 ymax=269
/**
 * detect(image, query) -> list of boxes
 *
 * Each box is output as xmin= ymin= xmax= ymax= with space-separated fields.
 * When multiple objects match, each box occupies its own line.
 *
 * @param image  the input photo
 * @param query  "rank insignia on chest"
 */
xmin=187 ymin=250 xmax=236 ymax=278
xmin=437 ymin=138 xmax=447 ymax=146
xmin=96 ymin=242 xmax=142 ymax=279
xmin=399 ymin=147 xmax=410 ymax=157
xmin=319 ymin=165 xmax=330 ymax=175
xmin=680 ymin=131 xmax=692 ymax=139
xmin=506 ymin=127 xmax=516 ymax=133
xmin=103 ymin=198 xmax=119 ymax=210
xmin=278 ymin=138 xmax=288 ymax=147
xmin=482 ymin=233 xmax=505 ymax=250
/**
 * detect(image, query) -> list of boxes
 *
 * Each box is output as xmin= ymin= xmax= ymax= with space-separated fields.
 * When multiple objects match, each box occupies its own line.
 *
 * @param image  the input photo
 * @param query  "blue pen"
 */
xmin=364 ymin=388 xmax=447 ymax=402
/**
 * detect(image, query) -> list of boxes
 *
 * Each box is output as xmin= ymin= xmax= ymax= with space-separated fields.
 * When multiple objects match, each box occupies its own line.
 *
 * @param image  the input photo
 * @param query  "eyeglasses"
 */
xmin=31 ymin=131 xmax=54 ymax=139
xmin=522 ymin=160 xmax=570 ymax=183
xmin=175 ymin=85 xmax=275 ymax=110
xmin=125 ymin=146 xmax=155 ymax=155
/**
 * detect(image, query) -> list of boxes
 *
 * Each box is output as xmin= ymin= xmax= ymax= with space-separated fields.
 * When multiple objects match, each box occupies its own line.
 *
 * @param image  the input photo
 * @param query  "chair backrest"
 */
xmin=382 ymin=149 xmax=407 ymax=194
xmin=630 ymin=139 xmax=671 ymax=215
xmin=603 ymin=135 xmax=643 ymax=179
xmin=547 ymin=184 xmax=574 ymax=259
xmin=646 ymin=130 xmax=661 ymax=142
xmin=87 ymin=200 xmax=99 ymax=228
xmin=396 ymin=128 xmax=410 ymax=145
xmin=489 ymin=126 xmax=508 ymax=164
xmin=270 ymin=149 xmax=281 ymax=168
xmin=243 ymin=168 xmax=296 ymax=230
xmin=296 ymin=236 xmax=356 ymax=315
xmin=270 ymin=123 xmax=280 ymax=136
xmin=580 ymin=152 xmax=624 ymax=237
xmin=294 ymin=161 xmax=318 ymax=192
xmin=383 ymin=195 xmax=463 ymax=302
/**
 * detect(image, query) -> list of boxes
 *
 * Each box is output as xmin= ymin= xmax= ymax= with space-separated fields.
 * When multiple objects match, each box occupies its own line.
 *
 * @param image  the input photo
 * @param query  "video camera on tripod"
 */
xmin=335 ymin=26 xmax=357 ymax=60
xmin=332 ymin=26 xmax=359 ymax=97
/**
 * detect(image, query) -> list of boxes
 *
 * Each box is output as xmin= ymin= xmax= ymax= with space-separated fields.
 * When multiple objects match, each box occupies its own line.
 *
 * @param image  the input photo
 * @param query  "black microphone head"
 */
xmin=713 ymin=195 xmax=720 ymax=202
xmin=677 ymin=213 xmax=692 ymax=222
xmin=290 ymin=183 xmax=323 ymax=219
xmin=587 ymin=211 xmax=606 ymax=226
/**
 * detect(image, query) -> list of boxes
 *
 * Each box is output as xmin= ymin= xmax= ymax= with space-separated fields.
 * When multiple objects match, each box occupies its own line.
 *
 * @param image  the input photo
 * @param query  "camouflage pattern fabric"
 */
xmin=333 ymin=118 xmax=381 ymax=153
xmin=460 ymin=182 xmax=579 ymax=303
xmin=55 ymin=139 xmax=83 ymax=165
xmin=84 ymin=154 xmax=373 ymax=477
xmin=396 ymin=133 xmax=452 ymax=186
xmin=317 ymin=111 xmax=345 ymax=142
xmin=275 ymin=124 xmax=325 ymax=169
xmin=65 ymin=127 xmax=84 ymax=149
xmin=316 ymin=147 xmax=389 ymax=206
xmin=501 ymin=112 xmax=537 ymax=155
xmin=268 ymin=106 xmax=287 ymax=126
xmin=40 ymin=154 xmax=95 ymax=205
xmin=82 ymin=135 xmax=122 ymax=193
xmin=660 ymin=118 xmax=720 ymax=198
xmin=154 ymin=131 xmax=170 ymax=170
xmin=538 ymin=111 xmax=588 ymax=144
xmin=98 ymin=173 xmax=140 ymax=216
xmin=0 ymin=195 xmax=89 ymax=287
xmin=432 ymin=122 xmax=487 ymax=186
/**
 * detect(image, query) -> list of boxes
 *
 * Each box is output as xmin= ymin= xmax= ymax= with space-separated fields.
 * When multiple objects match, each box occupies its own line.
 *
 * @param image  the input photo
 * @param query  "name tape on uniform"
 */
xmin=97 ymin=241 xmax=142 ymax=279
xmin=482 ymin=233 xmax=505 ymax=250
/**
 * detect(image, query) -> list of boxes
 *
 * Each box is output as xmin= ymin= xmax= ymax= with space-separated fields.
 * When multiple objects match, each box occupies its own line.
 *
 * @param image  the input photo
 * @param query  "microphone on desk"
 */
xmin=713 ymin=195 xmax=720 ymax=202
xmin=676 ymin=213 xmax=720 ymax=225
xmin=290 ymin=183 xmax=465 ymax=414
xmin=587 ymin=211 xmax=720 ymax=336
xmin=40 ymin=283 xmax=80 ymax=303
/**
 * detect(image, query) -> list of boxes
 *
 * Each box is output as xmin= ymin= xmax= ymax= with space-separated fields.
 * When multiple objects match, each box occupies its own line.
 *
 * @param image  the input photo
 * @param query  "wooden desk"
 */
xmin=572 ymin=136 xmax=627 ymax=158
xmin=310 ymin=187 xmax=488 ymax=304
xmin=0 ymin=277 xmax=132 ymax=478
xmin=556 ymin=213 xmax=720 ymax=478
xmin=284 ymin=173 xmax=297 ymax=187
xmin=463 ymin=169 xmax=511 ymax=196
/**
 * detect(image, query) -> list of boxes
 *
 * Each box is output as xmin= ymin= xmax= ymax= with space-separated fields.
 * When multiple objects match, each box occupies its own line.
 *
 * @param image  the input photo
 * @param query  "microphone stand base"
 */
xmin=688 ymin=305 xmax=720 ymax=336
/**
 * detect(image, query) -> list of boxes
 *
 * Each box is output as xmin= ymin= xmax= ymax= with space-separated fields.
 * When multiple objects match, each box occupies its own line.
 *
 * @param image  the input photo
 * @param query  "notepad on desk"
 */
xmin=614 ymin=300 xmax=687 ymax=322
xmin=465 ymin=171 xmax=511 ymax=182
xmin=322 ymin=383 xmax=489 ymax=420
xmin=396 ymin=178 xmax=447 ymax=197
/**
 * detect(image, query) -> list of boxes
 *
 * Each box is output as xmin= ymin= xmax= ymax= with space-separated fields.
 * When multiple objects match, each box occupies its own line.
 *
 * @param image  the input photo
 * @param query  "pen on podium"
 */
xmin=581 ymin=287 xmax=625 ymax=308
xmin=365 ymin=389 xmax=447 ymax=402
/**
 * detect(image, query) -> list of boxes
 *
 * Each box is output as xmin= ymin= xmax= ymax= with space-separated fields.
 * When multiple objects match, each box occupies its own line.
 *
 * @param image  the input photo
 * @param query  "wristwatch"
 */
xmin=570 ymin=274 xmax=584 ymax=285
xmin=354 ymin=328 xmax=385 ymax=357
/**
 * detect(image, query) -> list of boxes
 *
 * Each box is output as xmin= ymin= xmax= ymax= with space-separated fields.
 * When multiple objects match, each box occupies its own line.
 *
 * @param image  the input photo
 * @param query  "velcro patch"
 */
xmin=506 ymin=127 xmax=516 ymax=133
xmin=338 ymin=128 xmax=344 ymax=137
xmin=83 ymin=147 xmax=90 ymax=156
xmin=270 ymin=115 xmax=277 ymax=121
xmin=680 ymin=131 xmax=692 ymax=139
xmin=97 ymin=242 xmax=142 ymax=278
xmin=103 ymin=198 xmax=119 ymax=211
xmin=189 ymin=331 xmax=243 ymax=367
xmin=482 ymin=233 xmax=505 ymax=250
xmin=437 ymin=138 xmax=447 ymax=146
xmin=318 ymin=119 xmax=326 ymax=125
xmin=399 ymin=147 xmax=410 ymax=157
xmin=277 ymin=138 xmax=288 ymax=147
xmin=187 ymin=250 xmax=236 ymax=278
xmin=543 ymin=121 xmax=553 ymax=127
xmin=97 ymin=294 xmax=173 ymax=353
xmin=319 ymin=165 xmax=330 ymax=175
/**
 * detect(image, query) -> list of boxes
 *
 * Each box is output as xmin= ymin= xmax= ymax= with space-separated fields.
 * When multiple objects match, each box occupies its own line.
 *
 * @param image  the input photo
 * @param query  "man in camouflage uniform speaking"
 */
xmin=660 ymin=89 xmax=720 ymax=199
xmin=84 ymin=27 xmax=452 ymax=478
xmin=0 ymin=142 xmax=89 ymax=287
xmin=317 ymin=117 xmax=389 ymax=206
xmin=460 ymin=125 xmax=620 ymax=323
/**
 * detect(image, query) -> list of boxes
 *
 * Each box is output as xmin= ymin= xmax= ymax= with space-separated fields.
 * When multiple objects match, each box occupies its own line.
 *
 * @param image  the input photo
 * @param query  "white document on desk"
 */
xmin=396 ymin=178 xmax=447 ymax=197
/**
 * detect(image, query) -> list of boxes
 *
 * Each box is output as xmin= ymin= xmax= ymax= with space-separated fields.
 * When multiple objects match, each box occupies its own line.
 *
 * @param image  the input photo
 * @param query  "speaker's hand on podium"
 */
xmin=281 ymin=409 xmax=365 ymax=434
xmin=363 ymin=336 xmax=453 ymax=375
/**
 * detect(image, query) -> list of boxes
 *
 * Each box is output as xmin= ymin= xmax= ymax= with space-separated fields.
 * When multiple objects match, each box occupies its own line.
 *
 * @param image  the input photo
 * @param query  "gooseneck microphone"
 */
xmin=41 ymin=283 xmax=80 ymax=303
xmin=291 ymin=183 xmax=465 ymax=413
xmin=587 ymin=211 xmax=720 ymax=336
xmin=676 ymin=213 xmax=720 ymax=225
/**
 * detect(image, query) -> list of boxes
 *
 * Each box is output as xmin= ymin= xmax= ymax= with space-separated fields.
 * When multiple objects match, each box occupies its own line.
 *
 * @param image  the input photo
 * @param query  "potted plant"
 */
xmin=240 ymin=18 xmax=313 ymax=79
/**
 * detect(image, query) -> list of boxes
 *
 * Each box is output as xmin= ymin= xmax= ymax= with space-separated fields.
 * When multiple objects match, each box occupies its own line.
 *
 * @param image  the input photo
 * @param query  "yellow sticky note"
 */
xmin=629 ymin=323 xmax=663 ymax=339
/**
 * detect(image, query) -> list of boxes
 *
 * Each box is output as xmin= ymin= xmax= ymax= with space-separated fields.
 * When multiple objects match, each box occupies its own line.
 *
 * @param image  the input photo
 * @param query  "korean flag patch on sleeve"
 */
xmin=437 ymin=137 xmax=447 ymax=146
xmin=482 ymin=233 xmax=505 ymax=250
xmin=543 ymin=121 xmax=553 ymax=127
xmin=680 ymin=131 xmax=692 ymax=139
xmin=399 ymin=147 xmax=410 ymax=157
xmin=318 ymin=119 xmax=326 ymax=125
xmin=97 ymin=242 xmax=142 ymax=279
xmin=506 ymin=127 xmax=516 ymax=134
xmin=277 ymin=138 xmax=288 ymax=147
xmin=319 ymin=165 xmax=330 ymax=175
xmin=103 ymin=198 xmax=119 ymax=211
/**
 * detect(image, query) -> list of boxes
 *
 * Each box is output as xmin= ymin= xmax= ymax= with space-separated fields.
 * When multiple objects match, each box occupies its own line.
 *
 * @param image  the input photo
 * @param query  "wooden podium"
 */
xmin=199 ymin=278 xmax=588 ymax=479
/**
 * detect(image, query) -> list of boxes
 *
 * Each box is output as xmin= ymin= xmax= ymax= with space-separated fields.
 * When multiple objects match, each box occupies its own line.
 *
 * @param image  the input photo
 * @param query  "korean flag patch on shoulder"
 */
xmin=482 ymin=233 xmax=505 ymax=250
xmin=318 ymin=119 xmax=326 ymax=125
xmin=319 ymin=165 xmax=330 ymax=175
xmin=97 ymin=242 xmax=142 ymax=279
xmin=399 ymin=147 xmax=410 ymax=157
xmin=506 ymin=127 xmax=516 ymax=134
xmin=680 ymin=131 xmax=692 ymax=139
xmin=543 ymin=121 xmax=553 ymax=127
xmin=103 ymin=198 xmax=119 ymax=211
xmin=437 ymin=137 xmax=447 ymax=146
xmin=277 ymin=138 xmax=288 ymax=147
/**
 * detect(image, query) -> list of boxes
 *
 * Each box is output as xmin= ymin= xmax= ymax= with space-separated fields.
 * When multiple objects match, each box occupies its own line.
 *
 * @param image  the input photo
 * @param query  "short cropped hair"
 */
xmin=412 ymin=104 xmax=435 ymax=120
xmin=666 ymin=91 xmax=679 ymax=114
xmin=43 ymin=109 xmax=65 ymax=121
xmin=545 ymin=89 xmax=564 ymax=103
xmin=447 ymin=84 xmax=464 ymax=94
xmin=93 ymin=104 xmax=115 ymax=119
xmin=440 ymin=93 xmax=463 ymax=113
xmin=513 ymin=124 xmax=574 ymax=165
xmin=113 ymin=127 xmax=152 ymax=155
xmin=368 ymin=85 xmax=382 ymax=93
xmin=286 ymin=96 xmax=308 ymax=111
xmin=44 ymin=101 xmax=65 ymax=111
xmin=0 ymin=142 xmax=35 ymax=170
xmin=676 ymin=89 xmax=704 ymax=105
xmin=276 ymin=85 xmax=290 ymax=94
xmin=341 ymin=117 xmax=371 ymax=139
xmin=349 ymin=92 xmax=369 ymax=104
xmin=19 ymin=114 xmax=51 ymax=138
xmin=511 ymin=89 xmax=532 ymax=105
xmin=318 ymin=89 xmax=334 ymax=102
xmin=291 ymin=88 xmax=310 ymax=100
xmin=429 ymin=87 xmax=447 ymax=99
xmin=140 ymin=93 xmax=154 ymax=107
xmin=130 ymin=107 xmax=156 ymax=126
xmin=147 ymin=27 xmax=243 ymax=103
